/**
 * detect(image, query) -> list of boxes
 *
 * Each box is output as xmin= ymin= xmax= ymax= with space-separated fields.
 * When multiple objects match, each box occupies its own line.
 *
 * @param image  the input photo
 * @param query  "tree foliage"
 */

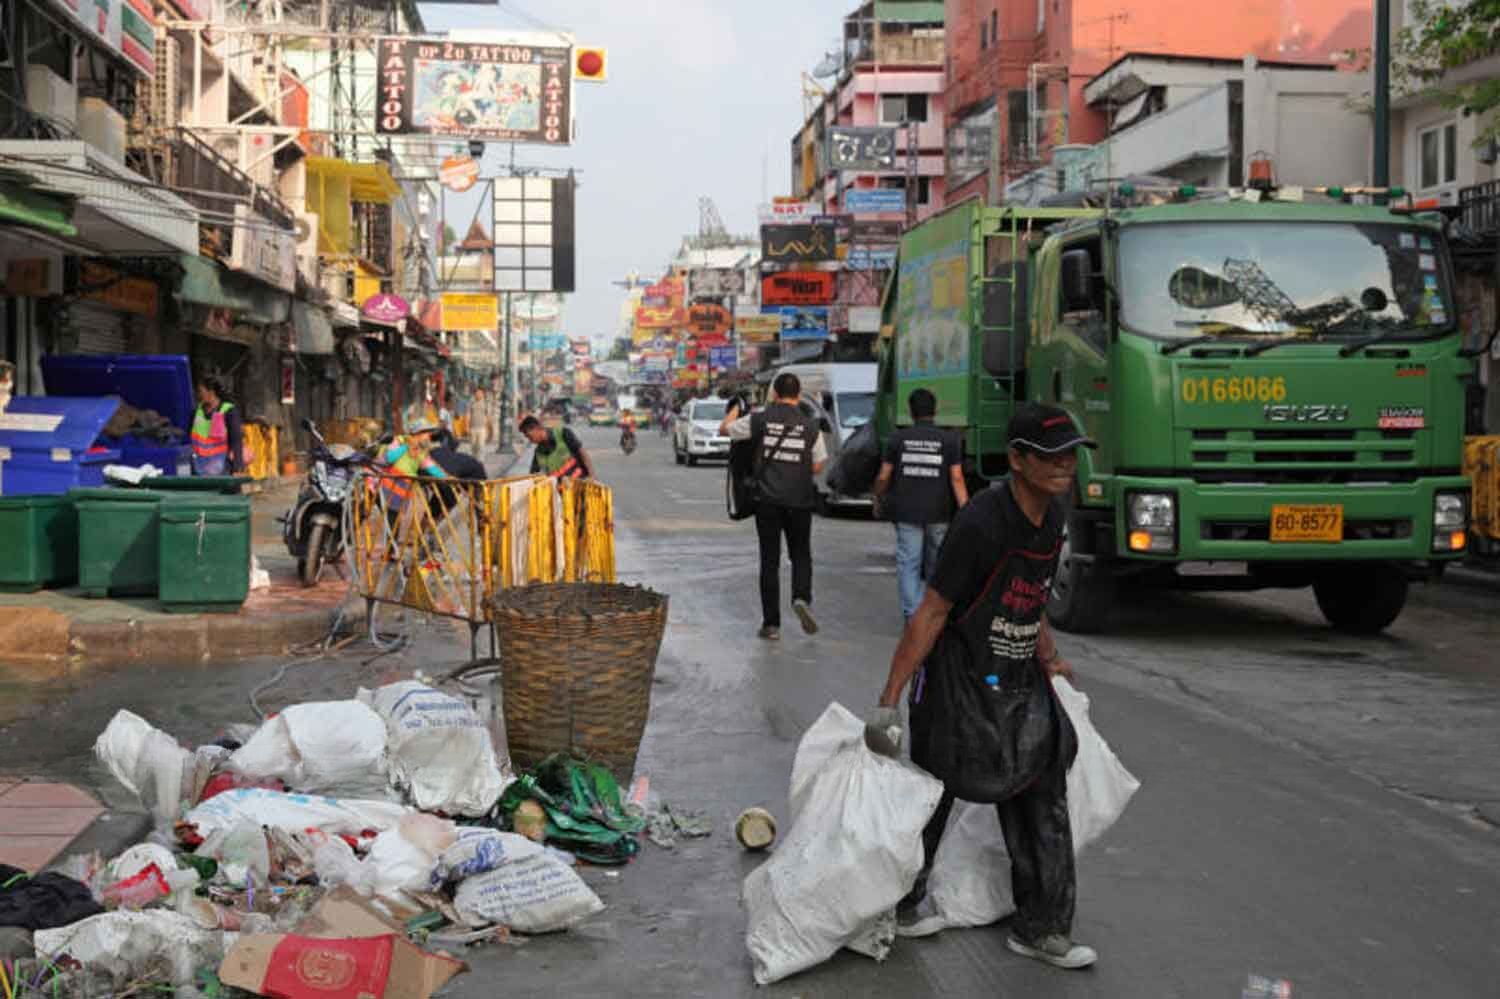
xmin=1396 ymin=0 xmax=1500 ymax=140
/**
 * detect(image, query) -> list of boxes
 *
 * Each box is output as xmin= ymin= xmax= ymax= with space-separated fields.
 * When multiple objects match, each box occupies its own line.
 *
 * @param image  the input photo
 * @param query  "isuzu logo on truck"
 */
xmin=1262 ymin=404 xmax=1351 ymax=423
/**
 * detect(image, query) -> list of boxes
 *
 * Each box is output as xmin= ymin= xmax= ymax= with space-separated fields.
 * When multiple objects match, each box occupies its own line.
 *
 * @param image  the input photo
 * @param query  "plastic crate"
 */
xmin=157 ymin=494 xmax=251 ymax=613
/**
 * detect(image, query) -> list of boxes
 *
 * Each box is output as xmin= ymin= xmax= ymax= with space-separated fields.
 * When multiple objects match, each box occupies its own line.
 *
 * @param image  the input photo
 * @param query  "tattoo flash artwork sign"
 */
xmin=378 ymin=37 xmax=572 ymax=144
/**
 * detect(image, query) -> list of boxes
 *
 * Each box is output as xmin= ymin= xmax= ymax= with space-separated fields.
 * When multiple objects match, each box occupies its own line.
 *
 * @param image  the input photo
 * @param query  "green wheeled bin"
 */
xmin=0 ymin=494 xmax=79 ymax=592
xmin=70 ymin=488 xmax=167 ymax=597
xmin=157 ymin=494 xmax=252 ymax=613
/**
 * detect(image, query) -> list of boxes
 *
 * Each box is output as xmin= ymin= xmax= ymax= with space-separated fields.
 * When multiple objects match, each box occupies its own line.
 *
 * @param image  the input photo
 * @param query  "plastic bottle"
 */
xmin=984 ymin=674 xmax=1000 ymax=691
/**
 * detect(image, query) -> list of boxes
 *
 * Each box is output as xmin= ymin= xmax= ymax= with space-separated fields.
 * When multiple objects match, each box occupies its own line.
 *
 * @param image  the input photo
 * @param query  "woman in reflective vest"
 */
xmin=377 ymin=423 xmax=448 ymax=511
xmin=192 ymin=375 xmax=244 ymax=476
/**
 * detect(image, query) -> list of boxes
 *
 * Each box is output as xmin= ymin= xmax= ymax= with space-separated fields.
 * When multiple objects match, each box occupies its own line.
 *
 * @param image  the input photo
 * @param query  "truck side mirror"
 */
xmin=1061 ymin=249 xmax=1093 ymax=311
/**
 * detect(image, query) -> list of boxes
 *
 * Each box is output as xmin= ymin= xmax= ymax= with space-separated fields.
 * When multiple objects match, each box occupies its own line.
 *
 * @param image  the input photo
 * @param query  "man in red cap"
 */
xmin=866 ymin=402 xmax=1099 ymax=970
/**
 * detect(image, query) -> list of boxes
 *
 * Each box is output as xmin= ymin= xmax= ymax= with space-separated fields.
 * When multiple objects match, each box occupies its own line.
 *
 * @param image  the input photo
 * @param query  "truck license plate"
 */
xmin=1270 ymin=504 xmax=1343 ymax=542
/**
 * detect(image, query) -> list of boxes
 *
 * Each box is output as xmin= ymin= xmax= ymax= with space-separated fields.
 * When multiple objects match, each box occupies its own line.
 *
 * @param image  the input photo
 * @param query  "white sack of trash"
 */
xmin=743 ymin=702 xmax=945 ymax=986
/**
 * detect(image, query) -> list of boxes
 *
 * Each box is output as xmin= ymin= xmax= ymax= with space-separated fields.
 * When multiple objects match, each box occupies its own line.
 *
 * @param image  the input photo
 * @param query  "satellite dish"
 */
xmin=811 ymin=52 xmax=841 ymax=79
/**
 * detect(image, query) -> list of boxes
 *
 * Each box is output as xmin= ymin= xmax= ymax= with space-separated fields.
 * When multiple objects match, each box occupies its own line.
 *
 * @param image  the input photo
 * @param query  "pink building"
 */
xmin=792 ymin=1 xmax=947 ymax=222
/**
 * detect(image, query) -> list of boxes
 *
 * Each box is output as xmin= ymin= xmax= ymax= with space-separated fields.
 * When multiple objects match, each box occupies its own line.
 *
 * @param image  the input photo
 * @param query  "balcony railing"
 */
xmin=165 ymin=127 xmax=293 ymax=255
xmin=1458 ymin=181 xmax=1500 ymax=237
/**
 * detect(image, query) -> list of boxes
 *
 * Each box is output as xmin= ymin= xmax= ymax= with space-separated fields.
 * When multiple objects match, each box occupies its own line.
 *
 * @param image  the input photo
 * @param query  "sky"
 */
xmin=418 ymin=0 xmax=850 ymax=347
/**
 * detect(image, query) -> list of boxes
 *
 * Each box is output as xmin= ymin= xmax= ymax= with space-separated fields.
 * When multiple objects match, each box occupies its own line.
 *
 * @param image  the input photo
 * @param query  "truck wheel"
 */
xmin=1313 ymin=564 xmax=1408 ymax=634
xmin=1046 ymin=530 xmax=1115 ymax=634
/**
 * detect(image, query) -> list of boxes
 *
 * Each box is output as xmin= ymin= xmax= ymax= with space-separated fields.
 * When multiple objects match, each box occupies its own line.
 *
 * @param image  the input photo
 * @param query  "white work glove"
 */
xmin=863 ymin=706 xmax=903 ymax=758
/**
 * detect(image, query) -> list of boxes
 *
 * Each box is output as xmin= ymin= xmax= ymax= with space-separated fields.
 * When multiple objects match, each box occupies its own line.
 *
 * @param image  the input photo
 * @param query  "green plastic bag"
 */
xmin=496 ymin=754 xmax=645 ymax=865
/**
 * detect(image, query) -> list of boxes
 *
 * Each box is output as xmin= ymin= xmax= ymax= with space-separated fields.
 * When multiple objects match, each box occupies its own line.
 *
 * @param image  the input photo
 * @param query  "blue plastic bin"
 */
xmin=40 ymin=354 xmax=195 ymax=476
xmin=0 ymin=397 xmax=121 ymax=496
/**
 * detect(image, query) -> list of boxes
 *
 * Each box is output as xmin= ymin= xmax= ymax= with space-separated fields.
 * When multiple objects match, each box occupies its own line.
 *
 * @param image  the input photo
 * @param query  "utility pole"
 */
xmin=502 ymin=291 xmax=513 ymax=447
xmin=1374 ymin=0 xmax=1391 ymax=187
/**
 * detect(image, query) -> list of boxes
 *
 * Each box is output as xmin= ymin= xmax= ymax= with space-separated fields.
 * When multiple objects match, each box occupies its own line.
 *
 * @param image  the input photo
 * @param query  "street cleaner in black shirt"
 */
xmin=866 ymin=402 xmax=1098 ymax=970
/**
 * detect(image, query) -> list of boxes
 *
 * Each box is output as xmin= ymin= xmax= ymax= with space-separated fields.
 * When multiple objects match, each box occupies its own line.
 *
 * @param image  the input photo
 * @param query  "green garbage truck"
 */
xmin=875 ymin=190 xmax=1474 ymax=634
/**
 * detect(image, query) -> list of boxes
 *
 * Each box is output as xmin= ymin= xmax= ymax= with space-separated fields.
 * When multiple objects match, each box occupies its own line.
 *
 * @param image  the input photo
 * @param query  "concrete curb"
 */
xmin=63 ymin=596 xmax=367 ymax=669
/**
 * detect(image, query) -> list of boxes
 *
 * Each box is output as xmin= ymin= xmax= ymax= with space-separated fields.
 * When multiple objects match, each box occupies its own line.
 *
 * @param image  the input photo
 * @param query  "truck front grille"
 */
xmin=1187 ymin=427 xmax=1417 ymax=483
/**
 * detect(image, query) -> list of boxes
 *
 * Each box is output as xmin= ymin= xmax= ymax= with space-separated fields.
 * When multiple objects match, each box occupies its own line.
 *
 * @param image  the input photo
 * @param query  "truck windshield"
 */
xmin=1117 ymin=222 xmax=1454 ymax=341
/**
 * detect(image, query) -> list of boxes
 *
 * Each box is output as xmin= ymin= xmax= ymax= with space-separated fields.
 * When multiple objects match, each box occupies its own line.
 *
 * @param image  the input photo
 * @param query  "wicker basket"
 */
xmin=491 ymin=583 xmax=668 ymax=782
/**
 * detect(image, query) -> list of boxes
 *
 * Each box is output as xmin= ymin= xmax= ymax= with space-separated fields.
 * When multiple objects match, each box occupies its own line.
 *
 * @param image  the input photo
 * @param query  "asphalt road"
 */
xmin=5 ymin=425 xmax=1499 ymax=997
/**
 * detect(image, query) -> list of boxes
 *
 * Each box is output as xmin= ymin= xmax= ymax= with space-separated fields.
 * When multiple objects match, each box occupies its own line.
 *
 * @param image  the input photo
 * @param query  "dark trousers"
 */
xmin=910 ymin=765 xmax=1076 ymax=941
xmin=755 ymin=503 xmax=813 ymax=628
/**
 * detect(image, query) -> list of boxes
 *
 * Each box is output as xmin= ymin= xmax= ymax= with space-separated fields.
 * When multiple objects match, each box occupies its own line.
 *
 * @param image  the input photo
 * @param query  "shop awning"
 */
xmin=176 ymin=254 xmax=291 ymax=326
xmin=293 ymin=300 xmax=335 ymax=354
xmin=305 ymin=158 xmax=399 ymax=256
xmin=0 ymin=174 xmax=77 ymax=238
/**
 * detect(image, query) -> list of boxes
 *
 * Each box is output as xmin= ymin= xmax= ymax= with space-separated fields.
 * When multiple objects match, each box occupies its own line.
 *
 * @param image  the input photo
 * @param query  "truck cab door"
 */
xmin=1049 ymin=235 xmax=1114 ymax=480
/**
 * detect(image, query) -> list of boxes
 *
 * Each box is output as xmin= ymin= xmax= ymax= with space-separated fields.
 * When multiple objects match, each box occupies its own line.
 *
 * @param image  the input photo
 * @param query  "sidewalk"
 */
xmin=1 ymin=443 xmax=528 ymax=679
xmin=0 ymin=478 xmax=361 ymax=678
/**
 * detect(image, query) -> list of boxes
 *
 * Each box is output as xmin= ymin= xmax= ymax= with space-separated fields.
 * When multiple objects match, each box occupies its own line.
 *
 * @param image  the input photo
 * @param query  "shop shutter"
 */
xmin=69 ymin=301 xmax=131 ymax=355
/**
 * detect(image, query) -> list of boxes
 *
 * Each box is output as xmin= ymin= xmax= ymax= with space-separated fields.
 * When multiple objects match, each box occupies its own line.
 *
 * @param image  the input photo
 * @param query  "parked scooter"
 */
xmin=283 ymin=418 xmax=371 ymax=586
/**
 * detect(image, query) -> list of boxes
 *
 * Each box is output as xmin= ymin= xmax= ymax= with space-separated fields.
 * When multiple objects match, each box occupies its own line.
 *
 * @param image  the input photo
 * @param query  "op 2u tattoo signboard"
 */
xmin=377 ymin=37 xmax=573 ymax=144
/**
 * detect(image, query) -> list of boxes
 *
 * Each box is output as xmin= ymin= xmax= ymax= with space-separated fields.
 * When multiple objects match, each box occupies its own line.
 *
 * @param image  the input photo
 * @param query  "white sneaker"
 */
xmin=792 ymin=599 xmax=818 ymax=635
xmin=1006 ymin=933 xmax=1097 ymax=969
xmin=895 ymin=895 xmax=944 ymax=938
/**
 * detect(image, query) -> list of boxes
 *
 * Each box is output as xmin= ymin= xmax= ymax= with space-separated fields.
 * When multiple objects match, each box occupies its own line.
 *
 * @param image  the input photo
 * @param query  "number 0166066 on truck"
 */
xmin=874 ymin=181 xmax=1474 ymax=635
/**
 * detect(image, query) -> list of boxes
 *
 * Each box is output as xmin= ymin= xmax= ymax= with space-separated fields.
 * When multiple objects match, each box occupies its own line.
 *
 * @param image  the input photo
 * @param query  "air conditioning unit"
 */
xmin=239 ymin=132 xmax=275 ymax=188
xmin=24 ymin=65 xmax=77 ymax=131
xmin=295 ymin=211 xmax=320 ymax=286
xmin=78 ymin=98 xmax=127 ymax=163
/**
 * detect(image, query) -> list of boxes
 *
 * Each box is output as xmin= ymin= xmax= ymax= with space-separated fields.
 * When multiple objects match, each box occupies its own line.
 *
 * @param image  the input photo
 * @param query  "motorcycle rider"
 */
xmin=620 ymin=411 xmax=638 ymax=452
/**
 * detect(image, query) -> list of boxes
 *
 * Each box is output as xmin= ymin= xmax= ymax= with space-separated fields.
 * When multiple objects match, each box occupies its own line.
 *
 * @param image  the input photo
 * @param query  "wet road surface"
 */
xmin=3 ymin=425 xmax=1499 ymax=996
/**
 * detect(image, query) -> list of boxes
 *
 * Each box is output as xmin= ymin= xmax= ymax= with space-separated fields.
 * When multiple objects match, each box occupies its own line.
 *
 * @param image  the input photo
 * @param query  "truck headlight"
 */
xmin=1127 ymin=492 xmax=1177 ymax=554
xmin=1433 ymin=491 xmax=1469 ymax=552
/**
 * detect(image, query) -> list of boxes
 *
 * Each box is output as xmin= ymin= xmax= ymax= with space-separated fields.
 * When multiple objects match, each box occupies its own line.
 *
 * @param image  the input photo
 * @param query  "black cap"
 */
xmin=1007 ymin=403 xmax=1098 ymax=453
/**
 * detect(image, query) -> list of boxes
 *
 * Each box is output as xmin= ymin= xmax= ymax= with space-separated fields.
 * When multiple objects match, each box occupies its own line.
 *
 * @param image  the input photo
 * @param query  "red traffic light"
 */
xmin=575 ymin=47 xmax=607 ymax=81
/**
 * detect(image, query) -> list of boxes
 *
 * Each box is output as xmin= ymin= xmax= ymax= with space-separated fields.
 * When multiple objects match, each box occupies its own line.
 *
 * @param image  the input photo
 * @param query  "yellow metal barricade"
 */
xmin=349 ymin=472 xmax=616 ymax=625
xmin=1464 ymin=435 xmax=1500 ymax=544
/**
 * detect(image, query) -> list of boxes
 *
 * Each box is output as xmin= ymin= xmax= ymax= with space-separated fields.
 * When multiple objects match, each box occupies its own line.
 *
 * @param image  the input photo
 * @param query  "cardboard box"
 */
xmin=219 ymin=888 xmax=466 ymax=998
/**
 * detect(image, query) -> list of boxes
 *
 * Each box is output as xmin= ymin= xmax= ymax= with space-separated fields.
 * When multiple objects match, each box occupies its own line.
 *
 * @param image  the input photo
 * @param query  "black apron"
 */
xmin=908 ymin=552 xmax=1078 ymax=803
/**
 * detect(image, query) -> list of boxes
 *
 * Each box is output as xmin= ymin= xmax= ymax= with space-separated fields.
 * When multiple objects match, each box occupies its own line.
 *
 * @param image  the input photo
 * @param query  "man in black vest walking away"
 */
xmin=720 ymin=372 xmax=828 ymax=640
xmin=873 ymin=388 xmax=969 ymax=623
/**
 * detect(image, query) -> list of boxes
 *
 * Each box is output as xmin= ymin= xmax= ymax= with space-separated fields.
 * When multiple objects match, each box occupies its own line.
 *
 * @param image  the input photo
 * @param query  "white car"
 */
xmin=673 ymin=398 xmax=731 ymax=466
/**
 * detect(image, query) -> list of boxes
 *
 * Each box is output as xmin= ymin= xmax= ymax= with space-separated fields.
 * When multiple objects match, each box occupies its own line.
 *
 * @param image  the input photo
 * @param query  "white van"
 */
xmin=761 ymin=362 xmax=877 ymax=511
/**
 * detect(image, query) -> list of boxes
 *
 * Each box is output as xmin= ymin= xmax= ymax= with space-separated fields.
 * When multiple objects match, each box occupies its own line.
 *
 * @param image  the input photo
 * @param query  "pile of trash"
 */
xmin=0 ymin=679 xmax=668 ymax=997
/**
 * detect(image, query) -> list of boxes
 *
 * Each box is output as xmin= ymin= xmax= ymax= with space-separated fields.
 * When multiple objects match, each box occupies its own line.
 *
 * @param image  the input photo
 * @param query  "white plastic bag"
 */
xmin=743 ymin=702 xmax=945 ymax=986
xmin=227 ymin=700 xmax=390 ymax=798
xmin=361 ymin=813 xmax=457 ymax=907
xmin=94 ymin=710 xmax=193 ymax=825
xmin=35 ymin=910 xmax=227 ymax=988
xmin=182 ymin=787 xmax=410 ymax=839
xmin=360 ymin=681 xmax=507 ymax=816
xmin=928 ymin=677 xmax=1141 ymax=930
xmin=452 ymin=842 xmax=603 ymax=933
